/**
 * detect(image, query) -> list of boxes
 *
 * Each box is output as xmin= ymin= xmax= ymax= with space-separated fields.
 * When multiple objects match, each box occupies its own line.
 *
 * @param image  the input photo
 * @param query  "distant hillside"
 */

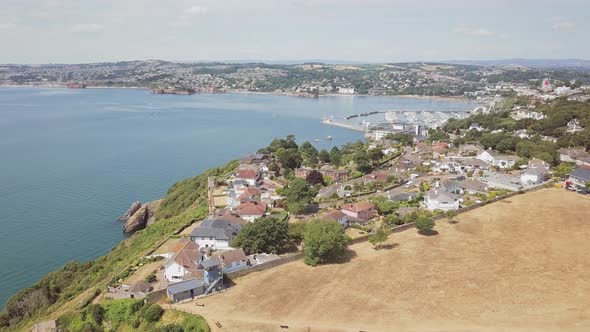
xmin=445 ymin=58 xmax=590 ymax=69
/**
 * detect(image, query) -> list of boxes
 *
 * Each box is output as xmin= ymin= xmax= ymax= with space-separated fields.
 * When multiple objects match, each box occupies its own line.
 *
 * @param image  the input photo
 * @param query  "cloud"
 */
xmin=69 ymin=23 xmax=104 ymax=33
xmin=184 ymin=5 xmax=208 ymax=16
xmin=453 ymin=25 xmax=495 ymax=37
xmin=551 ymin=21 xmax=575 ymax=30
xmin=0 ymin=22 xmax=17 ymax=29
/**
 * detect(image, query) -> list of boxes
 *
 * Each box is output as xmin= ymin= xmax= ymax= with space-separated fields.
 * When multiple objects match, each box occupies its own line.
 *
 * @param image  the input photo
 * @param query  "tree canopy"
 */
xmin=283 ymin=178 xmax=318 ymax=214
xmin=303 ymin=219 xmax=347 ymax=266
xmin=231 ymin=217 xmax=290 ymax=255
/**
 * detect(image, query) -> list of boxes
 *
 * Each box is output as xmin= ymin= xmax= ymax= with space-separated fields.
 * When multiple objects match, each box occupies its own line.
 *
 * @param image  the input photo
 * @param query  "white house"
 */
xmin=164 ymin=240 xmax=203 ymax=282
xmin=424 ymin=189 xmax=460 ymax=211
xmin=520 ymin=167 xmax=548 ymax=185
xmin=477 ymin=150 xmax=519 ymax=169
xmin=190 ymin=219 xmax=242 ymax=249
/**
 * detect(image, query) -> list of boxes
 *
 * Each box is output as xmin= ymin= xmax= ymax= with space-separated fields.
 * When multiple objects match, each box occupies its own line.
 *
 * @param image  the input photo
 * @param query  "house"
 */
xmin=164 ymin=239 xmax=204 ymax=282
xmin=235 ymin=201 xmax=267 ymax=222
xmin=458 ymin=144 xmax=484 ymax=157
xmin=238 ymin=187 xmax=261 ymax=203
xmin=559 ymin=148 xmax=590 ymax=167
xmin=477 ymin=150 xmax=520 ymax=169
xmin=363 ymin=170 xmax=391 ymax=183
xmin=441 ymin=178 xmax=488 ymax=195
xmin=424 ymin=189 xmax=460 ymax=211
xmin=190 ymin=219 xmax=242 ymax=249
xmin=166 ymin=278 xmax=207 ymax=303
xmin=566 ymin=168 xmax=590 ymax=190
xmin=432 ymin=159 xmax=459 ymax=173
xmin=235 ymin=168 xmax=260 ymax=186
xmin=481 ymin=171 xmax=523 ymax=191
xmin=342 ymin=201 xmax=375 ymax=221
xmin=211 ymin=211 xmax=248 ymax=226
xmin=217 ymin=248 xmax=250 ymax=272
xmin=520 ymin=167 xmax=549 ymax=185
xmin=456 ymin=158 xmax=490 ymax=172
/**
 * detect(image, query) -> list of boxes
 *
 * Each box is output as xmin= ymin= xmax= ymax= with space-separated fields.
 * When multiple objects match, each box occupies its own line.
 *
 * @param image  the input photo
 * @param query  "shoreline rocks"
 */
xmin=118 ymin=200 xmax=162 ymax=233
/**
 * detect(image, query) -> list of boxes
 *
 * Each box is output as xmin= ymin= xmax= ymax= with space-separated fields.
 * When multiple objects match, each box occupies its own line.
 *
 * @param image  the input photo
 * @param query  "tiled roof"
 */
xmin=236 ymin=169 xmax=259 ymax=179
xmin=342 ymin=201 xmax=374 ymax=213
xmin=218 ymin=248 xmax=248 ymax=266
xmin=236 ymin=201 xmax=267 ymax=216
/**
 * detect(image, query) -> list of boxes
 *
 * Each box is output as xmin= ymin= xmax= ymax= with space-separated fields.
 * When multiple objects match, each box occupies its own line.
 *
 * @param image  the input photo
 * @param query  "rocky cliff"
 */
xmin=119 ymin=200 xmax=162 ymax=233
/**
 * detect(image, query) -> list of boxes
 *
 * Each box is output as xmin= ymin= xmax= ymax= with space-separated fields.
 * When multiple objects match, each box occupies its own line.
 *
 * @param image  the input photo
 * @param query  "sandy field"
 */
xmin=173 ymin=189 xmax=590 ymax=331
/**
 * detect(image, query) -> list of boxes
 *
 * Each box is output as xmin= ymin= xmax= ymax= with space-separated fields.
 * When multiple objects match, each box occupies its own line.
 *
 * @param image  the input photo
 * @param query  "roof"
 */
xmin=200 ymin=257 xmax=221 ymax=269
xmin=389 ymin=192 xmax=414 ymax=202
xmin=212 ymin=212 xmax=248 ymax=226
xmin=218 ymin=248 xmax=248 ymax=266
xmin=323 ymin=210 xmax=347 ymax=221
xmin=165 ymin=240 xmax=203 ymax=272
xmin=236 ymin=169 xmax=259 ymax=179
xmin=342 ymin=201 xmax=374 ymax=213
xmin=427 ymin=189 xmax=459 ymax=202
xmin=236 ymin=201 xmax=267 ymax=216
xmin=168 ymin=238 xmax=199 ymax=254
xmin=559 ymin=148 xmax=590 ymax=163
xmin=569 ymin=168 xmax=590 ymax=182
xmin=190 ymin=219 xmax=241 ymax=240
xmin=167 ymin=278 xmax=206 ymax=295
xmin=129 ymin=281 xmax=150 ymax=293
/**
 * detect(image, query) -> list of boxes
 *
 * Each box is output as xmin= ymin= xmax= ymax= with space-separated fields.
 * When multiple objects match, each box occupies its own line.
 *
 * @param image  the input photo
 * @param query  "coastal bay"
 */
xmin=0 ymin=88 xmax=476 ymax=307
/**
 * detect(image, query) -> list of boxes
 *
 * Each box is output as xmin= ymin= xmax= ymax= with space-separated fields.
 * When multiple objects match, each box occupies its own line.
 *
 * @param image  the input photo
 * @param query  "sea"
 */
xmin=0 ymin=87 xmax=477 ymax=307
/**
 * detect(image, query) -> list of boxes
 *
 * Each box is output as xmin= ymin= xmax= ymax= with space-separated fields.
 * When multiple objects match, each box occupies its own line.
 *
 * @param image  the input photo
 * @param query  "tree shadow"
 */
xmin=418 ymin=230 xmax=439 ymax=236
xmin=334 ymin=248 xmax=358 ymax=264
xmin=448 ymin=220 xmax=459 ymax=225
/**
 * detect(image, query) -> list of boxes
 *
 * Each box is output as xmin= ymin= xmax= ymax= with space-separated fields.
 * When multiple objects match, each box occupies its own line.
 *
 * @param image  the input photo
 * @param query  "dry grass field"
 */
xmin=173 ymin=189 xmax=590 ymax=331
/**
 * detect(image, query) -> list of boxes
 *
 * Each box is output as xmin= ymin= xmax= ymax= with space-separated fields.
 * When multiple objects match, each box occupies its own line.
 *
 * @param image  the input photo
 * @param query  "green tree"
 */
xmin=353 ymin=150 xmax=372 ymax=173
xmin=367 ymin=148 xmax=384 ymax=165
xmin=231 ymin=217 xmax=290 ymax=254
xmin=415 ymin=216 xmax=435 ymax=234
xmin=276 ymin=148 xmax=303 ymax=170
xmin=330 ymin=146 xmax=342 ymax=166
xmin=369 ymin=228 xmax=389 ymax=249
xmin=445 ymin=210 xmax=457 ymax=224
xmin=304 ymin=220 xmax=347 ymax=266
xmin=143 ymin=304 xmax=163 ymax=323
xmin=318 ymin=149 xmax=331 ymax=163
xmin=305 ymin=170 xmax=325 ymax=186
xmin=283 ymin=178 xmax=318 ymax=214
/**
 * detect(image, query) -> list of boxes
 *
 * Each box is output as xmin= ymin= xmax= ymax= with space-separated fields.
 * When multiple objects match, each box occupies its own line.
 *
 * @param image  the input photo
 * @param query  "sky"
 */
xmin=0 ymin=0 xmax=589 ymax=64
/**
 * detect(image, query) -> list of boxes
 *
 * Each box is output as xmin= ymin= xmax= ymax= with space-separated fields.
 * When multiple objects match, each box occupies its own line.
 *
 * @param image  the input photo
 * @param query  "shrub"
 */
xmin=415 ymin=216 xmax=435 ymax=233
xmin=145 ymin=272 xmax=157 ymax=283
xmin=143 ymin=304 xmax=163 ymax=323
xmin=86 ymin=304 xmax=104 ymax=325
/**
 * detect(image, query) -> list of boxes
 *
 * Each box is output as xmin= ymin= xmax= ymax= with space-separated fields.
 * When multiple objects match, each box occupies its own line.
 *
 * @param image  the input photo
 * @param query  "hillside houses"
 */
xmin=559 ymin=148 xmax=590 ymax=167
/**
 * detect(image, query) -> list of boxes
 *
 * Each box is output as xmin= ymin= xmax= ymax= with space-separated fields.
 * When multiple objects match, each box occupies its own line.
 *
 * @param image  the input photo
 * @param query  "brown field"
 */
xmin=173 ymin=189 xmax=590 ymax=331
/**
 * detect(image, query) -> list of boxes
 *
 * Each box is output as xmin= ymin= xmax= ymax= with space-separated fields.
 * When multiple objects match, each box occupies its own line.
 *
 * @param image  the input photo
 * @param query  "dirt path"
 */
xmin=173 ymin=189 xmax=590 ymax=331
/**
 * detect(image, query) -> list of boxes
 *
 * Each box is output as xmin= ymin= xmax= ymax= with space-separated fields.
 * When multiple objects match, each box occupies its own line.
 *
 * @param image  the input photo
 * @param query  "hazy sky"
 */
xmin=1 ymin=0 xmax=588 ymax=63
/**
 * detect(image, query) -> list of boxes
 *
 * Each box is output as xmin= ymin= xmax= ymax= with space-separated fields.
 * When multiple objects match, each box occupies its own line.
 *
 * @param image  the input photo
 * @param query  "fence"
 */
xmin=225 ymin=252 xmax=305 ymax=279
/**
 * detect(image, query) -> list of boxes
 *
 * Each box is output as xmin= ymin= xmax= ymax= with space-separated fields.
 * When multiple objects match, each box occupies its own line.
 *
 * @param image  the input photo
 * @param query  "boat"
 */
xmin=314 ymin=139 xmax=320 ymax=142
xmin=325 ymin=136 xmax=333 ymax=140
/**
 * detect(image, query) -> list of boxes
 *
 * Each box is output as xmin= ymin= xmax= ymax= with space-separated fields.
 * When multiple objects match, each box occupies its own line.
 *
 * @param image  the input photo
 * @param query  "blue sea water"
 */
xmin=0 ymin=88 xmax=476 ymax=307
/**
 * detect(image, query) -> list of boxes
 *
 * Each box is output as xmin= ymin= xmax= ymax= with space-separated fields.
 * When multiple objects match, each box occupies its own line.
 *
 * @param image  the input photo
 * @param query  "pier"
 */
xmin=322 ymin=118 xmax=368 ymax=132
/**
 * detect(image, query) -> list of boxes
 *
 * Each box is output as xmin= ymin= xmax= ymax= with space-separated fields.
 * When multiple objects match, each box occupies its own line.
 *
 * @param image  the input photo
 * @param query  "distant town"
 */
xmin=2 ymin=60 xmax=590 ymax=99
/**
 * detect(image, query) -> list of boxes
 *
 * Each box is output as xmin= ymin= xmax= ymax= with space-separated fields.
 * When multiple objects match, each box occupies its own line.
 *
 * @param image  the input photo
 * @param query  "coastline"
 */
xmin=0 ymin=84 xmax=471 ymax=102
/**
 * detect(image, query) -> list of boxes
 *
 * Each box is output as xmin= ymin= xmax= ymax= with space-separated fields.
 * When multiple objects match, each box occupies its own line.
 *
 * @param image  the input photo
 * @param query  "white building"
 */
xmin=189 ymin=219 xmax=242 ymax=249
xmin=337 ymin=87 xmax=355 ymax=94
xmin=424 ymin=189 xmax=460 ymax=211
xmin=477 ymin=150 xmax=519 ymax=169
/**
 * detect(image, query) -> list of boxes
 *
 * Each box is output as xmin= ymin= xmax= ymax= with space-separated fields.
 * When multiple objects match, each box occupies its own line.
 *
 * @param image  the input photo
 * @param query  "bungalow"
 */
xmin=217 ymin=248 xmax=250 ymax=272
xmin=166 ymin=278 xmax=207 ymax=303
xmin=566 ymin=168 xmax=590 ymax=190
xmin=342 ymin=201 xmax=375 ymax=221
xmin=456 ymin=158 xmax=490 ymax=172
xmin=477 ymin=150 xmax=520 ymax=169
xmin=441 ymin=178 xmax=488 ymax=195
xmin=432 ymin=159 xmax=459 ymax=173
xmin=424 ymin=189 xmax=460 ymax=211
xmin=481 ymin=171 xmax=523 ymax=191
xmin=190 ymin=219 xmax=242 ymax=249
xmin=235 ymin=201 xmax=267 ymax=222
